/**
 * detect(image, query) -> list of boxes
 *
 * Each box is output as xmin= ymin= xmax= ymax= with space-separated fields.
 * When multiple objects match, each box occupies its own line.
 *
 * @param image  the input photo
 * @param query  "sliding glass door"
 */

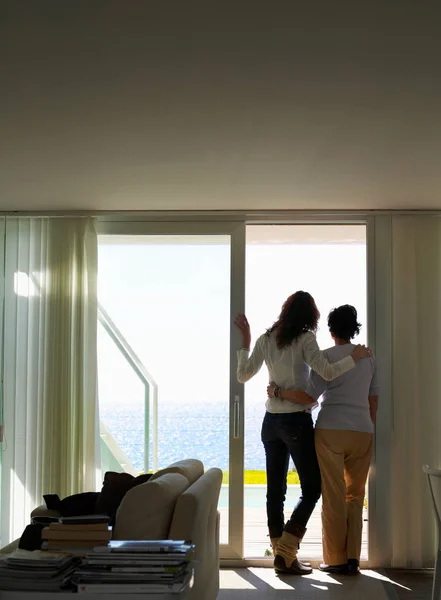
xmin=243 ymin=224 xmax=368 ymax=559
xmin=95 ymin=218 xmax=371 ymax=563
xmin=95 ymin=221 xmax=245 ymax=559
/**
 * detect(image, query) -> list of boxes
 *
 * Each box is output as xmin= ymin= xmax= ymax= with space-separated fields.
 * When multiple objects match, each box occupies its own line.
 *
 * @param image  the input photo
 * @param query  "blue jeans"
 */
xmin=261 ymin=411 xmax=321 ymax=539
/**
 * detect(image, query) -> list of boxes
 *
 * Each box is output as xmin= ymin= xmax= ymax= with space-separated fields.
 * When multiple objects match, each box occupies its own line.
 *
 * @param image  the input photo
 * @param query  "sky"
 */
xmin=97 ymin=228 xmax=366 ymax=469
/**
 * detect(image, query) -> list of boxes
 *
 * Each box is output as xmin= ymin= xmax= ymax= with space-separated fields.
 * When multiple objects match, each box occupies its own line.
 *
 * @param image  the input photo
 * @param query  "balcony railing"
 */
xmin=98 ymin=303 xmax=158 ymax=474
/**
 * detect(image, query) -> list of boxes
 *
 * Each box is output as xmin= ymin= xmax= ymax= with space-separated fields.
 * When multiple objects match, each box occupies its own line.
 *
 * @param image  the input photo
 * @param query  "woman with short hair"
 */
xmin=268 ymin=304 xmax=378 ymax=575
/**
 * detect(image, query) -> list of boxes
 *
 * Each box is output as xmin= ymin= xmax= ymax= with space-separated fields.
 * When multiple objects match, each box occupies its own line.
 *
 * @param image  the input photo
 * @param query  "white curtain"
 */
xmin=0 ymin=217 xmax=100 ymax=545
xmin=391 ymin=215 xmax=441 ymax=567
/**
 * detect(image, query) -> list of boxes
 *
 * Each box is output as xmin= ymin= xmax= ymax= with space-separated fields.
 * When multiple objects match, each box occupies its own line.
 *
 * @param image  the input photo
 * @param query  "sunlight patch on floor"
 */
xmin=219 ymin=570 xmax=257 ymax=590
xmin=363 ymin=569 xmax=412 ymax=591
xmin=218 ymin=568 xmax=397 ymax=600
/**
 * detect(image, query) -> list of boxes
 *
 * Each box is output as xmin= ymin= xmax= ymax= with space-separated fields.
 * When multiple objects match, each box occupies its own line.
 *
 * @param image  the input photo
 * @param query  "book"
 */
xmin=94 ymin=539 xmax=192 ymax=553
xmin=45 ymin=539 xmax=109 ymax=548
xmin=0 ymin=550 xmax=80 ymax=592
xmin=110 ymin=567 xmax=184 ymax=575
xmin=83 ymin=556 xmax=187 ymax=567
xmin=4 ymin=549 xmax=72 ymax=564
xmin=76 ymin=563 xmax=186 ymax=576
xmin=0 ymin=577 xmax=74 ymax=592
xmin=42 ymin=526 xmax=112 ymax=541
xmin=0 ymin=561 xmax=77 ymax=579
xmin=84 ymin=554 xmax=189 ymax=566
xmin=59 ymin=514 xmax=110 ymax=525
xmin=74 ymin=572 xmax=186 ymax=582
xmin=45 ymin=548 xmax=94 ymax=557
xmin=31 ymin=515 xmax=60 ymax=525
xmin=49 ymin=522 xmax=109 ymax=532
xmin=76 ymin=576 xmax=190 ymax=594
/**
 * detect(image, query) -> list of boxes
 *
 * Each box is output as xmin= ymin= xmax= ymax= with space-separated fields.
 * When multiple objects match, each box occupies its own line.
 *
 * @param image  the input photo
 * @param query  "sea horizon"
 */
xmin=100 ymin=401 xmax=273 ymax=472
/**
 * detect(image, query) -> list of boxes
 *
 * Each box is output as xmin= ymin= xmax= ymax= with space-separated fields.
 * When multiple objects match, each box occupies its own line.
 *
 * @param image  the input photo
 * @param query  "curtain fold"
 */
xmin=391 ymin=215 xmax=441 ymax=567
xmin=1 ymin=217 xmax=99 ymax=545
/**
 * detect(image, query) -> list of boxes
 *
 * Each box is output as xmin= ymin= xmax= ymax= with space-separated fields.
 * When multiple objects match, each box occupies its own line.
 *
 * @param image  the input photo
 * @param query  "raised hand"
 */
xmin=234 ymin=313 xmax=251 ymax=349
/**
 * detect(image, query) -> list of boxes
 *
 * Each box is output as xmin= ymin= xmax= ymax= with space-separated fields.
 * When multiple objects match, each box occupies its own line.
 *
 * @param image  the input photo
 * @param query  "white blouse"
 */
xmin=237 ymin=330 xmax=355 ymax=414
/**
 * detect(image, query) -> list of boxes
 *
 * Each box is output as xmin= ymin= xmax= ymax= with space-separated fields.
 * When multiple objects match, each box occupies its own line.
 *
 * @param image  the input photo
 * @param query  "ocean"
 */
xmin=100 ymin=402 xmax=270 ymax=472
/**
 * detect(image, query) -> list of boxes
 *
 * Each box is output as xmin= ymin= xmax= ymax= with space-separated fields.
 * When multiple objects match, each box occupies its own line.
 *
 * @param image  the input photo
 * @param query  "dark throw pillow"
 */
xmin=94 ymin=472 xmax=152 ymax=521
xmin=43 ymin=492 xmax=100 ymax=517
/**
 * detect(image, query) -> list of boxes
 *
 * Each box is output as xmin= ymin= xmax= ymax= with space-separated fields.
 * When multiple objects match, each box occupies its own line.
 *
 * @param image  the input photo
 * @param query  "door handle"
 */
xmin=233 ymin=395 xmax=240 ymax=439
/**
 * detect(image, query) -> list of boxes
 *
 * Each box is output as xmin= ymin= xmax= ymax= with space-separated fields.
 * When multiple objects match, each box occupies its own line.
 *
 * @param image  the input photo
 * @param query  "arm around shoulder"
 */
xmin=302 ymin=332 xmax=355 ymax=381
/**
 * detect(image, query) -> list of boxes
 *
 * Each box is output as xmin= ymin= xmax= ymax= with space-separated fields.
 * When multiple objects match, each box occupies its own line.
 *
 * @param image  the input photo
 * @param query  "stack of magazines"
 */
xmin=41 ymin=514 xmax=112 ymax=556
xmin=72 ymin=539 xmax=195 ymax=595
xmin=0 ymin=549 xmax=79 ymax=592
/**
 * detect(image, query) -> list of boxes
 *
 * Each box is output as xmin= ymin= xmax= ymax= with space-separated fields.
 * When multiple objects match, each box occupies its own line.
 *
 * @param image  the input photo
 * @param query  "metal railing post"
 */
xmin=144 ymin=384 xmax=150 ymax=474
xmin=152 ymin=384 xmax=158 ymax=472
xmin=98 ymin=303 xmax=159 ymax=475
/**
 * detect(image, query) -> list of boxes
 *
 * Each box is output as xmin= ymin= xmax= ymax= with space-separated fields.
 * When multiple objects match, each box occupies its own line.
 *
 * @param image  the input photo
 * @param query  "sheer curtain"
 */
xmin=391 ymin=215 xmax=441 ymax=567
xmin=0 ymin=217 xmax=100 ymax=545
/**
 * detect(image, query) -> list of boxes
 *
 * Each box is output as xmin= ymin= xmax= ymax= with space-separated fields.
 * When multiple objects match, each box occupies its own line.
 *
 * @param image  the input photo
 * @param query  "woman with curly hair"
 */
xmin=235 ymin=292 xmax=370 ymax=575
xmin=267 ymin=305 xmax=378 ymax=575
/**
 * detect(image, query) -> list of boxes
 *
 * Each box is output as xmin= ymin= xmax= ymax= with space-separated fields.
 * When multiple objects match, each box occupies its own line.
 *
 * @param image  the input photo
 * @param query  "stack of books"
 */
xmin=0 ymin=549 xmax=79 ymax=592
xmin=72 ymin=539 xmax=195 ymax=595
xmin=41 ymin=514 xmax=112 ymax=556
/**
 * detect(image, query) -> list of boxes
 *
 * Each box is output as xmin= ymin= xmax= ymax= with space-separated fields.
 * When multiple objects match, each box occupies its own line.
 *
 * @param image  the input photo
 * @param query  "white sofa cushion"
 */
xmin=169 ymin=468 xmax=223 ymax=600
xmin=113 ymin=472 xmax=189 ymax=540
xmin=149 ymin=459 xmax=204 ymax=486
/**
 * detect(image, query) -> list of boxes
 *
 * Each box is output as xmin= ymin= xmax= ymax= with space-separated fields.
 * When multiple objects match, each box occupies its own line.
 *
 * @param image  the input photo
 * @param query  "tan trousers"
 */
xmin=315 ymin=429 xmax=373 ymax=565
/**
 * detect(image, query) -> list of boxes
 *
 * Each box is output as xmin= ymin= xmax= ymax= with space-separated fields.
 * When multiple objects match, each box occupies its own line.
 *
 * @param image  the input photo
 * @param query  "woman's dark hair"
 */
xmin=327 ymin=305 xmax=361 ymax=341
xmin=267 ymin=291 xmax=320 ymax=349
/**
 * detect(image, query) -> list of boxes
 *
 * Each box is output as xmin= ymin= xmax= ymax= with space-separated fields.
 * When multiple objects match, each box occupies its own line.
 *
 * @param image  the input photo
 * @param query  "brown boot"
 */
xmin=274 ymin=531 xmax=312 ymax=575
xmin=297 ymin=538 xmax=311 ymax=568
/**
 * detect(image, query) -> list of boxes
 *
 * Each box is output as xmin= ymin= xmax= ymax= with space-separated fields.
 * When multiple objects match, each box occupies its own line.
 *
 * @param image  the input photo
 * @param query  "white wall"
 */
xmin=1 ymin=1 xmax=441 ymax=211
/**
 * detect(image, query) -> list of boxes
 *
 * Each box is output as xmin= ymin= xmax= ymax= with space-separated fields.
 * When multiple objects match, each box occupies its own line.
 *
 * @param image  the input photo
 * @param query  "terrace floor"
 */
xmin=218 ymin=485 xmax=368 ymax=560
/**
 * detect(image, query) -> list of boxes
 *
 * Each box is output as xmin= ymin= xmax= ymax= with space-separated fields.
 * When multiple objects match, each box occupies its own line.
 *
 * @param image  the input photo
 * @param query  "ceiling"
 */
xmin=1 ymin=1 xmax=441 ymax=212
